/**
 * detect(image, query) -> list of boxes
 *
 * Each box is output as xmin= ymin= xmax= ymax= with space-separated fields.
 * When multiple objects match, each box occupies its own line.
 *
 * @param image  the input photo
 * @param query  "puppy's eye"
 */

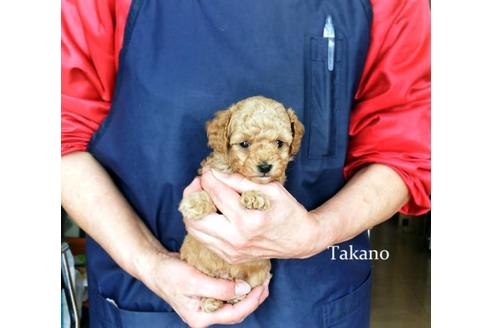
xmin=276 ymin=140 xmax=284 ymax=148
xmin=239 ymin=141 xmax=250 ymax=149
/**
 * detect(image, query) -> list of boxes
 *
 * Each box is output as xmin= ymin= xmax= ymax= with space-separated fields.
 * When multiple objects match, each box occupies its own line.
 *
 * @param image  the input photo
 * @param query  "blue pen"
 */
xmin=323 ymin=15 xmax=335 ymax=71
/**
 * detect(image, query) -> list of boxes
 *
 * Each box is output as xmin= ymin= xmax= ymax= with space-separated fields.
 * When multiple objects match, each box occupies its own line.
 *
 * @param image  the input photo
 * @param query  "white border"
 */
xmin=433 ymin=0 xmax=492 ymax=326
xmin=1 ymin=0 xmax=492 ymax=326
xmin=0 ymin=1 xmax=60 ymax=326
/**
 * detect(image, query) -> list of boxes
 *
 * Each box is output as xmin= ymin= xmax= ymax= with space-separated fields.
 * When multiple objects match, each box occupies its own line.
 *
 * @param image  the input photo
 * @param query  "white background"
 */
xmin=0 ymin=0 xmax=491 ymax=326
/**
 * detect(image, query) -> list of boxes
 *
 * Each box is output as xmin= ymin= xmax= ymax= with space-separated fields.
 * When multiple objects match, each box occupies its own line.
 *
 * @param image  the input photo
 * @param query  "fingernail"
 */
xmin=211 ymin=169 xmax=227 ymax=179
xmin=211 ymin=169 xmax=229 ymax=179
xmin=235 ymin=280 xmax=251 ymax=296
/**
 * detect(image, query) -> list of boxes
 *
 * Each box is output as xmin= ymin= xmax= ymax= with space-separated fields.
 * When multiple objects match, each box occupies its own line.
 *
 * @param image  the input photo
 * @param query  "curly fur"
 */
xmin=179 ymin=96 xmax=304 ymax=312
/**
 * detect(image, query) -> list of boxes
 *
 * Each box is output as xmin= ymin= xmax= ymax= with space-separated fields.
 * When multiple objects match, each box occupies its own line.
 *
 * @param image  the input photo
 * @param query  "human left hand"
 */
xmin=183 ymin=169 xmax=331 ymax=264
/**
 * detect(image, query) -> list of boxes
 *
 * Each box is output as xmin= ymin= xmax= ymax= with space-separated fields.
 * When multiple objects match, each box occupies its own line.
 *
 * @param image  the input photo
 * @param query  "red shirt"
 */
xmin=62 ymin=0 xmax=431 ymax=215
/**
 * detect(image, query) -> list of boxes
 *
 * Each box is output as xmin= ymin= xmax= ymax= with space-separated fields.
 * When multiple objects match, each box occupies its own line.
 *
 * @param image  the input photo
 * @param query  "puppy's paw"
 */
xmin=227 ymin=294 xmax=246 ymax=305
xmin=201 ymin=298 xmax=223 ymax=313
xmin=240 ymin=190 xmax=270 ymax=210
xmin=179 ymin=191 xmax=216 ymax=220
xmin=247 ymin=267 xmax=272 ymax=288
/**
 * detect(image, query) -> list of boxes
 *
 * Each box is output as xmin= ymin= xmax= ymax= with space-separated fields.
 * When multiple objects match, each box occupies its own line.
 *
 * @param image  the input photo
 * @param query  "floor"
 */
xmin=369 ymin=216 xmax=431 ymax=328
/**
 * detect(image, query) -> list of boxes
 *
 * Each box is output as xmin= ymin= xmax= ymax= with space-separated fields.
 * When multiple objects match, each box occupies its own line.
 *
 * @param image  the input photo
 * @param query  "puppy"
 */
xmin=179 ymin=96 xmax=304 ymax=312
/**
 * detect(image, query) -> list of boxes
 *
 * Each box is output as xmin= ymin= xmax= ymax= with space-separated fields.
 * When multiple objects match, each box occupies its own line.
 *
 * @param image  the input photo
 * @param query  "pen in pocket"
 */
xmin=323 ymin=15 xmax=335 ymax=71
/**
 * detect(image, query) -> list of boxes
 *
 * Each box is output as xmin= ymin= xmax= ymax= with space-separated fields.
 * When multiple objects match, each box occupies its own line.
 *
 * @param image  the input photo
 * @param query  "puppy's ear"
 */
xmin=206 ymin=109 xmax=232 ymax=153
xmin=287 ymin=108 xmax=304 ymax=157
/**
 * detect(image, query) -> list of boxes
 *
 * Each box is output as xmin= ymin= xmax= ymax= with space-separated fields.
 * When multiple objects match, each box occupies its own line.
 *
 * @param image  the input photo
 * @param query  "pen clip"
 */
xmin=323 ymin=16 xmax=335 ymax=71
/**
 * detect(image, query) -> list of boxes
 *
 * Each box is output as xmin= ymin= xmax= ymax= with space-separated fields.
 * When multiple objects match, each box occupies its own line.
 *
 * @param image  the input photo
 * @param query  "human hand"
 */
xmin=139 ymin=250 xmax=270 ymax=328
xmin=183 ymin=169 xmax=330 ymax=264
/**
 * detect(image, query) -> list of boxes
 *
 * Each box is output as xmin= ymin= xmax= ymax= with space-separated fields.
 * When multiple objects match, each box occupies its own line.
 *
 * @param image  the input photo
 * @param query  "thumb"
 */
xmin=210 ymin=169 xmax=260 ymax=193
xmin=192 ymin=275 xmax=251 ymax=301
xmin=183 ymin=177 xmax=203 ymax=197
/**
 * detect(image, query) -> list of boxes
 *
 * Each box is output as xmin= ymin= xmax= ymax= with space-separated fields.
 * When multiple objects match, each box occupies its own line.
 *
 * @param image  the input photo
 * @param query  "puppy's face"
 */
xmin=207 ymin=96 xmax=304 ymax=184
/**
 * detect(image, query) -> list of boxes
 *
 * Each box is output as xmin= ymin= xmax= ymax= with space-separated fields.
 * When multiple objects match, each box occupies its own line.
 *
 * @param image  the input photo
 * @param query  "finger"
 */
xmin=184 ymin=296 xmax=202 ymax=312
xmin=185 ymin=226 xmax=241 ymax=263
xmin=261 ymin=273 xmax=272 ymax=289
xmin=211 ymin=169 xmax=287 ymax=200
xmin=259 ymin=275 xmax=272 ymax=303
xmin=203 ymin=284 xmax=265 ymax=325
xmin=167 ymin=252 xmax=181 ymax=259
xmin=184 ymin=213 xmax=235 ymax=240
xmin=201 ymin=171 xmax=244 ymax=219
xmin=210 ymin=169 xmax=262 ymax=193
xmin=188 ymin=273 xmax=252 ymax=301
xmin=185 ymin=223 xmax=224 ymax=246
xmin=259 ymin=284 xmax=269 ymax=304
xmin=183 ymin=177 xmax=203 ymax=197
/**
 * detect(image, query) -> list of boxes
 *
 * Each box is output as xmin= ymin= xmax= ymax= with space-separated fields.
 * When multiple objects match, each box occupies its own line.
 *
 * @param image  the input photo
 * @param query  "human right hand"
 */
xmin=138 ymin=251 xmax=270 ymax=328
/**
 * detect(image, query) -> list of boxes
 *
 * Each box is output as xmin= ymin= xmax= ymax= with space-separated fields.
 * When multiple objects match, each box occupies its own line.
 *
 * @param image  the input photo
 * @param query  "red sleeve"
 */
xmin=63 ymin=0 xmax=430 ymax=213
xmin=61 ymin=0 xmax=130 ymax=155
xmin=344 ymin=0 xmax=431 ymax=215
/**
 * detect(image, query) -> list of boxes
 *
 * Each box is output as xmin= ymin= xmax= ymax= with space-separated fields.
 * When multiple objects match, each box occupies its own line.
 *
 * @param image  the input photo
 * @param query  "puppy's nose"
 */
xmin=257 ymin=163 xmax=273 ymax=174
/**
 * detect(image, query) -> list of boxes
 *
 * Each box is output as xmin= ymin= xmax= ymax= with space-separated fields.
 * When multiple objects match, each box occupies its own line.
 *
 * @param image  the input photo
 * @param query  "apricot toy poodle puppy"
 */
xmin=179 ymin=96 xmax=304 ymax=312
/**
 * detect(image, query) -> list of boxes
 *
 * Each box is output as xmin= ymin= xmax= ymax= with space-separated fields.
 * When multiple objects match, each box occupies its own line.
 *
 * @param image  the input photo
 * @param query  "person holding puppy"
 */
xmin=62 ymin=0 xmax=430 ymax=327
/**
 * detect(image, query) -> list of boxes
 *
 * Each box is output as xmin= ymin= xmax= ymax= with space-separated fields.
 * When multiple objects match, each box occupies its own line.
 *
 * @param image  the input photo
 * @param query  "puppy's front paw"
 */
xmin=227 ymin=294 xmax=246 ymax=305
xmin=201 ymin=298 xmax=223 ymax=313
xmin=179 ymin=191 xmax=216 ymax=220
xmin=240 ymin=190 xmax=270 ymax=210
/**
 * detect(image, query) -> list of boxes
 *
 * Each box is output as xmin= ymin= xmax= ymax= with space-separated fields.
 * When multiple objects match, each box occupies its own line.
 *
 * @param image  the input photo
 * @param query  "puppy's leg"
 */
xmin=201 ymin=298 xmax=223 ymax=313
xmin=227 ymin=267 xmax=272 ymax=305
xmin=227 ymin=294 xmax=246 ymax=305
xmin=240 ymin=190 xmax=270 ymax=210
xmin=179 ymin=191 xmax=216 ymax=220
xmin=246 ymin=270 xmax=271 ymax=289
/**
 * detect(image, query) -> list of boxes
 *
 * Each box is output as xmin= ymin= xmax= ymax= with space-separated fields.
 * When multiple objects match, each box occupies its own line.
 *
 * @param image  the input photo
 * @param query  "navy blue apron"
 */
xmin=87 ymin=0 xmax=373 ymax=327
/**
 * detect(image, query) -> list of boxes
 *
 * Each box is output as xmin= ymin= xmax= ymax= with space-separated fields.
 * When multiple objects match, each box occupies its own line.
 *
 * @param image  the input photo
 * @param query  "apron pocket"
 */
xmin=321 ymin=272 xmax=372 ymax=328
xmin=306 ymin=33 xmax=346 ymax=162
xmin=90 ymin=288 xmax=186 ymax=328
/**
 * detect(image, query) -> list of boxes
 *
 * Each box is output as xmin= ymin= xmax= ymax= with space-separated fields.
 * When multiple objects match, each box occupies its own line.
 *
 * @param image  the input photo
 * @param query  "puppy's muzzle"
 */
xmin=257 ymin=163 xmax=273 ymax=174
